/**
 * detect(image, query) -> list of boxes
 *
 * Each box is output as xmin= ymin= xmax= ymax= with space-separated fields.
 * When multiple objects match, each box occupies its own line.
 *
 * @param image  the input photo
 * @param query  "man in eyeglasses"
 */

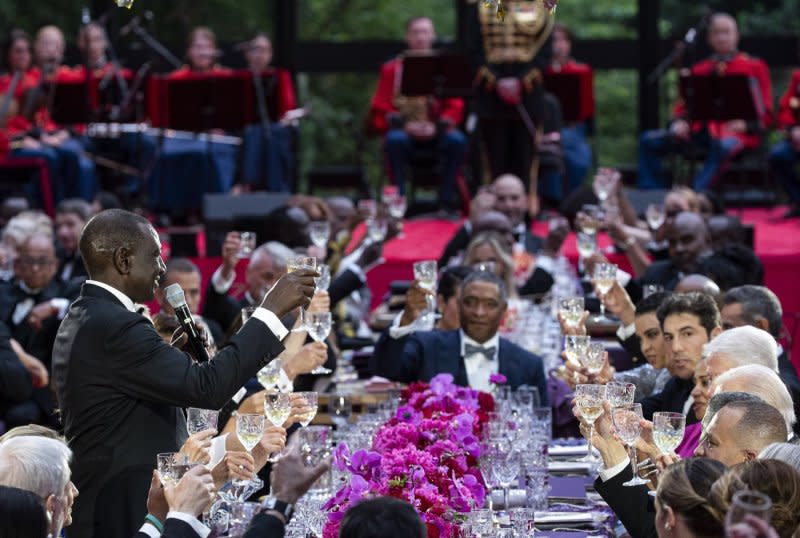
xmin=0 ymin=231 xmax=83 ymax=427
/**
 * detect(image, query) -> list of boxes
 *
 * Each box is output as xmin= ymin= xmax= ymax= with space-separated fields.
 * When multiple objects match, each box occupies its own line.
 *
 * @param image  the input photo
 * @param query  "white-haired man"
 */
xmin=0 ymin=435 xmax=77 ymax=537
xmin=712 ymin=364 xmax=797 ymax=438
xmin=705 ymin=325 xmax=779 ymax=383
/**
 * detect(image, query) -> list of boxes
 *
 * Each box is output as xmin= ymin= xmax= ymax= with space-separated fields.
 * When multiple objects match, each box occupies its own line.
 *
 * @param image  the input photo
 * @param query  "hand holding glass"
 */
xmin=575 ymin=384 xmax=606 ymax=463
xmin=612 ymin=403 xmax=649 ymax=486
xmin=306 ymin=312 xmax=332 ymax=375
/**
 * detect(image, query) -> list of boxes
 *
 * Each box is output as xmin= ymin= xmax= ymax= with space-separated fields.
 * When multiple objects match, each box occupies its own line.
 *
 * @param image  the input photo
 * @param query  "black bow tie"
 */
xmin=464 ymin=343 xmax=496 ymax=361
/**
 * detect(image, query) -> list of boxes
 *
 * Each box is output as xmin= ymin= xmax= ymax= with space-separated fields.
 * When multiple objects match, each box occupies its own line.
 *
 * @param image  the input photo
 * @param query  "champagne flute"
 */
xmin=314 ymin=264 xmax=331 ymax=292
xmin=725 ymin=490 xmax=773 ymax=535
xmin=186 ymin=408 xmax=219 ymax=436
xmin=309 ymin=221 xmax=331 ymax=249
xmin=606 ymin=381 xmax=636 ymax=407
xmin=575 ymin=384 xmax=606 ymax=463
xmin=611 ymin=403 xmax=649 ymax=486
xmin=580 ymin=341 xmax=606 ymax=375
xmin=558 ymin=296 xmax=585 ymax=330
xmin=287 ymin=256 xmax=317 ymax=333
xmin=328 ymin=393 xmax=352 ymax=429
xmin=564 ymin=335 xmax=590 ymax=367
xmin=645 ymin=203 xmax=666 ymax=231
xmin=652 ymin=412 xmax=686 ymax=455
xmin=306 ymin=312 xmax=332 ymax=375
xmin=593 ymin=262 xmax=617 ymax=322
xmin=295 ymin=392 xmax=319 ymax=427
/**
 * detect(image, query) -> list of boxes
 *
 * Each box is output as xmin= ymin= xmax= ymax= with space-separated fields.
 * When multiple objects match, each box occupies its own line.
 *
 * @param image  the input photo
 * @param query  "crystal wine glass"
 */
xmin=575 ymin=384 xmax=606 ymax=463
xmin=156 ymin=452 xmax=186 ymax=486
xmin=580 ymin=341 xmax=606 ymax=375
xmin=288 ymin=256 xmax=317 ymax=333
xmin=725 ymin=490 xmax=773 ymax=535
xmin=645 ymin=203 xmax=666 ymax=231
xmin=592 ymin=262 xmax=618 ymax=322
xmin=256 ymin=359 xmax=282 ymax=390
xmin=236 ymin=413 xmax=265 ymax=455
xmin=314 ymin=264 xmax=331 ymax=292
xmin=186 ymin=408 xmax=219 ymax=436
xmin=328 ymin=393 xmax=352 ymax=430
xmin=652 ymin=412 xmax=686 ymax=455
xmin=564 ymin=335 xmax=591 ymax=367
xmin=264 ymin=391 xmax=291 ymax=462
xmin=306 ymin=312 xmax=332 ymax=375
xmin=295 ymin=392 xmax=319 ymax=427
xmin=576 ymin=231 xmax=597 ymax=261
xmin=491 ymin=440 xmax=521 ymax=513
xmin=593 ymin=170 xmax=617 ymax=202
xmin=558 ymin=296 xmax=585 ymax=331
xmin=579 ymin=204 xmax=602 ymax=235
xmin=237 ymin=231 xmax=256 ymax=259
xmin=606 ymin=381 xmax=636 ymax=407
xmin=365 ymin=218 xmax=387 ymax=242
xmin=611 ymin=403 xmax=649 ymax=486
xmin=413 ymin=260 xmax=438 ymax=326
xmin=309 ymin=221 xmax=331 ymax=249
xmin=387 ymin=195 xmax=407 ymax=238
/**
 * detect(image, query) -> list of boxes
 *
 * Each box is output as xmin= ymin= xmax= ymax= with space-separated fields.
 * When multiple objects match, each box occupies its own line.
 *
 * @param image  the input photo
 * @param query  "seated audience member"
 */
xmin=704 ymin=325 xmax=778 ymax=381
xmin=706 ymin=214 xmax=746 ymax=249
xmin=769 ymin=67 xmax=800 ymax=219
xmin=438 ymin=188 xmax=497 ymax=266
xmin=641 ymin=292 xmax=721 ymax=421
xmin=0 ymin=321 xmax=34 ymax=426
xmin=367 ymin=16 xmax=466 ymax=209
xmin=0 ymin=485 xmax=49 ymax=538
xmin=91 ymin=190 xmax=121 ymax=214
xmin=338 ymin=497 xmax=426 ymax=538
xmin=720 ymin=285 xmax=800 ymax=425
xmin=710 ymin=460 xmax=800 ymax=538
xmin=154 ymin=257 xmax=224 ymax=345
xmin=695 ymin=399 xmax=788 ymax=465
xmin=0 ymin=231 xmax=83 ymax=427
xmin=54 ymin=199 xmax=91 ymax=281
xmin=759 ymin=442 xmax=800 ymax=471
xmin=653 ymin=458 xmax=726 ymax=538
xmin=637 ymin=13 xmax=772 ymax=192
xmin=0 ymin=436 xmax=77 ymax=538
xmin=325 ymin=196 xmax=360 ymax=273
xmin=698 ymin=243 xmax=764 ymax=291
xmin=711 ymin=364 xmax=796 ymax=437
xmin=376 ymin=271 xmax=548 ymax=399
xmin=674 ymin=274 xmax=720 ymax=298
xmin=637 ymin=212 xmax=712 ymax=292
xmin=239 ymin=32 xmax=298 ymax=192
xmin=697 ymin=190 xmax=725 ymax=220
xmin=676 ymin=358 xmax=711 ymax=457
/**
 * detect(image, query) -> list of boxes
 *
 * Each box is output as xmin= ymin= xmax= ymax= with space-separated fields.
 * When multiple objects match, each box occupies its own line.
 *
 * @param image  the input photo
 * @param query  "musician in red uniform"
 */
xmin=0 ymin=30 xmax=38 ymax=156
xmin=769 ymin=69 xmax=800 ymax=219
xmin=638 ymin=13 xmax=772 ymax=192
xmin=148 ymin=27 xmax=236 ymax=224
xmin=7 ymin=25 xmax=95 ymax=202
xmin=367 ymin=16 xmax=466 ymax=210
xmin=239 ymin=32 xmax=298 ymax=192
xmin=545 ymin=23 xmax=593 ymax=199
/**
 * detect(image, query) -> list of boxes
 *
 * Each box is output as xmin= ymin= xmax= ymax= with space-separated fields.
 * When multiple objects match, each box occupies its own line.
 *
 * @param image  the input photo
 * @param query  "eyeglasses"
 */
xmin=17 ymin=256 xmax=55 ymax=268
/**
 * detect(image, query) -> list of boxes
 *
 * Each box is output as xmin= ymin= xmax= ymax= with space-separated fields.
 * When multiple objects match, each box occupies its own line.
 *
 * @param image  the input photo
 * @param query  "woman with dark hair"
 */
xmin=0 ymin=485 xmax=49 ymax=538
xmin=655 ymin=457 xmax=726 ymax=537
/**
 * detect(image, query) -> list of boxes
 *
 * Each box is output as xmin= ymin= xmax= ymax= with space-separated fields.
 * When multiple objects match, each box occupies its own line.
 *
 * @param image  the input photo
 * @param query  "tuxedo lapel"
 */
xmin=497 ymin=339 xmax=520 ymax=387
xmin=435 ymin=330 xmax=469 ymax=386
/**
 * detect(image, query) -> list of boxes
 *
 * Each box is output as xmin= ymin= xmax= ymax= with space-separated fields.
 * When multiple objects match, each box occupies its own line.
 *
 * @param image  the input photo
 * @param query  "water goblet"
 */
xmin=328 ymin=393 xmax=352 ymax=430
xmin=575 ymin=384 xmax=606 ymax=463
xmin=576 ymin=231 xmax=597 ymax=260
xmin=314 ymin=264 xmax=331 ymax=292
xmin=580 ymin=341 xmax=606 ymax=375
xmin=237 ymin=231 xmax=256 ymax=259
xmin=365 ymin=218 xmax=387 ymax=242
xmin=186 ymin=407 xmax=219 ymax=436
xmin=564 ymin=335 xmax=590 ymax=366
xmin=653 ymin=411 xmax=686 ymax=455
xmin=306 ymin=312 xmax=333 ymax=375
xmin=606 ymin=381 xmax=636 ymax=407
xmin=295 ymin=391 xmax=319 ymax=427
xmin=725 ymin=490 xmax=773 ymax=535
xmin=309 ymin=221 xmax=330 ymax=249
xmin=611 ymin=403 xmax=649 ymax=486
xmin=558 ymin=296 xmax=585 ymax=330
xmin=646 ymin=203 xmax=666 ymax=231
xmin=592 ymin=262 xmax=618 ymax=322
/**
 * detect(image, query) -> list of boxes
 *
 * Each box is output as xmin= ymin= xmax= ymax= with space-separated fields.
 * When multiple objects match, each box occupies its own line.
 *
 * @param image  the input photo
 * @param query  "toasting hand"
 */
xmin=261 ymin=269 xmax=317 ymax=318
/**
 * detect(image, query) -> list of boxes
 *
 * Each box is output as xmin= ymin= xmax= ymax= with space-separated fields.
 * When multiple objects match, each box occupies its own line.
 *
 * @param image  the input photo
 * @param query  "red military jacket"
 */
xmin=545 ymin=58 xmax=595 ymax=124
xmin=777 ymin=69 xmax=800 ymax=130
xmin=367 ymin=57 xmax=464 ymax=136
xmin=673 ymin=52 xmax=773 ymax=149
xmin=6 ymin=66 xmax=82 ymax=137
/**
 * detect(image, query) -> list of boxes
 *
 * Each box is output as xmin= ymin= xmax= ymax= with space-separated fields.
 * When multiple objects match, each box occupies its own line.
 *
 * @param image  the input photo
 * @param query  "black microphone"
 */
xmin=165 ymin=284 xmax=210 ymax=363
xmin=120 ymin=15 xmax=141 ymax=37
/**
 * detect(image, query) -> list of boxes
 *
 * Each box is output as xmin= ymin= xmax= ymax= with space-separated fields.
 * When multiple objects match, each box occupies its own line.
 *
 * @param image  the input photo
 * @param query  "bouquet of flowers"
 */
xmin=322 ymin=374 xmax=495 ymax=537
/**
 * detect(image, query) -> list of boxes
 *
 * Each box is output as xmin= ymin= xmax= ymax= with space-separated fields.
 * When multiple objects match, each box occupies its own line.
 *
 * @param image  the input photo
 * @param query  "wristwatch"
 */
xmin=262 ymin=496 xmax=294 ymax=521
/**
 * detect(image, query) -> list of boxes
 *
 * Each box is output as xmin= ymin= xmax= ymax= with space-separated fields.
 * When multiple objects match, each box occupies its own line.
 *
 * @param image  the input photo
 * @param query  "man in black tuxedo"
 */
xmin=55 ymin=198 xmax=93 ymax=282
xmin=720 ymin=285 xmax=800 ymax=436
xmin=0 ymin=321 xmax=33 ymax=424
xmin=376 ymin=270 xmax=548 ymax=401
xmin=0 ymin=232 xmax=83 ymax=427
xmin=51 ymin=209 xmax=316 ymax=538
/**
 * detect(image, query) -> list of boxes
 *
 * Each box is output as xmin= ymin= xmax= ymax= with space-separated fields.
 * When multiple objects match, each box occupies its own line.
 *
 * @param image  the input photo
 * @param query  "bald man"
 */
xmin=638 ymin=13 xmax=772 ymax=191
xmin=675 ymin=274 xmax=721 ymax=298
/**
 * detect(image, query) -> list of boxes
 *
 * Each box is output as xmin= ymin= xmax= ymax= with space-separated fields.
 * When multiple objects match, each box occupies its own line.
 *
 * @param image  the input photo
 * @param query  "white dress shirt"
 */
xmin=461 ymin=330 xmax=500 ymax=393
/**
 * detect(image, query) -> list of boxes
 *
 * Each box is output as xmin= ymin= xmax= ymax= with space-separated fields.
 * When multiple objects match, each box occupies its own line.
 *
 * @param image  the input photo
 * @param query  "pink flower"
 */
xmin=489 ymin=373 xmax=507 ymax=385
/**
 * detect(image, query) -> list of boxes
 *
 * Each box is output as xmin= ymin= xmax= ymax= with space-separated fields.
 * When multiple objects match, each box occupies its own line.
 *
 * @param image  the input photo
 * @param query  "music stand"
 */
xmin=400 ymin=51 xmax=475 ymax=98
xmin=47 ymin=80 xmax=93 ymax=125
xmin=679 ymin=73 xmax=762 ymax=123
xmin=543 ymin=71 xmax=593 ymax=124
xmin=161 ymin=73 xmax=249 ymax=132
xmin=244 ymin=73 xmax=280 ymax=124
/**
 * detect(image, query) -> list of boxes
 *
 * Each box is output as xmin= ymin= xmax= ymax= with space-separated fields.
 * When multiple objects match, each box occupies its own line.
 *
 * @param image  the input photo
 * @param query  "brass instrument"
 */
xmin=393 ymin=54 xmax=431 ymax=122
xmin=0 ymin=71 xmax=22 ymax=127
xmin=478 ymin=0 xmax=553 ymax=64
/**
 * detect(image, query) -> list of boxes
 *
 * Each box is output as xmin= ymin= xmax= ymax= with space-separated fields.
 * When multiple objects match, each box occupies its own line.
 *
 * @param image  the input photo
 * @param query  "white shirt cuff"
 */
xmin=211 ymin=266 xmax=235 ymax=295
xmin=137 ymin=522 xmax=161 ymax=538
xmin=250 ymin=307 xmax=289 ymax=341
xmin=534 ymin=254 xmax=555 ymax=274
xmin=167 ymin=512 xmax=211 ymax=538
xmin=277 ymin=367 xmax=294 ymax=392
xmin=616 ymin=323 xmax=636 ymax=341
xmin=388 ymin=312 xmax=416 ymax=339
xmin=50 ymin=298 xmax=70 ymax=319
xmin=616 ymin=269 xmax=632 ymax=287
xmin=208 ymin=433 xmax=228 ymax=470
xmin=599 ymin=457 xmax=631 ymax=482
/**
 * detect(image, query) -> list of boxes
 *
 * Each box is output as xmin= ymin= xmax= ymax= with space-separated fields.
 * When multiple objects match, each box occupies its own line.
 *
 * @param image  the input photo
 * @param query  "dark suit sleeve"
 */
xmin=374 ymin=333 xmax=425 ymax=384
xmin=619 ymin=332 xmax=646 ymax=364
xmin=243 ymin=512 xmax=285 ymax=538
xmin=132 ymin=518 xmax=203 ymax=538
xmin=371 ymin=328 xmax=410 ymax=378
xmin=109 ymin=315 xmax=283 ymax=410
xmin=594 ymin=465 xmax=656 ymax=538
xmin=202 ymin=278 xmax=245 ymax=332
xmin=438 ymin=225 xmax=471 ymax=267
xmin=328 ymin=268 xmax=365 ymax=307
xmin=518 ymin=267 xmax=554 ymax=296
xmin=778 ymin=351 xmax=800 ymax=437
xmin=0 ymin=321 xmax=32 ymax=404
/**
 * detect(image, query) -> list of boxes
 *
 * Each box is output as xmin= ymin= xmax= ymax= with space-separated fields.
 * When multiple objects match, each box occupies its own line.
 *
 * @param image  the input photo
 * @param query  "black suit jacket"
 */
xmin=202 ymin=279 xmax=251 ymax=333
xmin=328 ymin=267 xmax=365 ymax=307
xmin=0 ymin=320 xmax=32 ymax=408
xmin=243 ymin=512 xmax=285 ymax=538
xmin=778 ymin=349 xmax=800 ymax=437
xmin=639 ymin=375 xmax=696 ymax=423
xmin=376 ymin=329 xmax=549 ymax=404
xmin=594 ymin=464 xmax=656 ymax=538
xmin=52 ymin=283 xmax=285 ymax=538
xmin=132 ymin=518 xmax=203 ymax=538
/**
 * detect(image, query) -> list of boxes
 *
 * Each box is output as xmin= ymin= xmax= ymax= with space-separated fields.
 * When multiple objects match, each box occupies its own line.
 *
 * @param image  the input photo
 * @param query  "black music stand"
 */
xmin=245 ymin=73 xmax=280 ymax=124
xmin=400 ymin=52 xmax=475 ymax=98
xmin=543 ymin=72 xmax=587 ymax=124
xmin=163 ymin=75 xmax=249 ymax=132
xmin=47 ymin=80 xmax=92 ymax=125
xmin=679 ymin=73 xmax=762 ymax=123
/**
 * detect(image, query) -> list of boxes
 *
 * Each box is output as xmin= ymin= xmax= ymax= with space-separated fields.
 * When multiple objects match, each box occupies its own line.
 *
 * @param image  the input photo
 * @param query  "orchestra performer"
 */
xmin=367 ymin=16 xmax=466 ymax=210
xmin=638 ymin=13 xmax=772 ymax=192
xmin=768 ymin=69 xmax=800 ymax=219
